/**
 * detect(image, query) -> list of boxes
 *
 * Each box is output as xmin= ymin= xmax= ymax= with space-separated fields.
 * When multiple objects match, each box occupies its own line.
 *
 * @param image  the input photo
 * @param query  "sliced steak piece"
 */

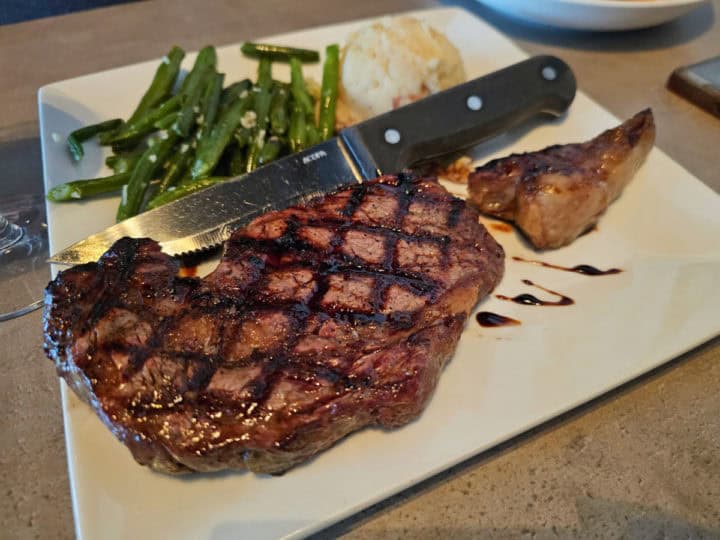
xmin=468 ymin=109 xmax=655 ymax=249
xmin=43 ymin=174 xmax=504 ymax=474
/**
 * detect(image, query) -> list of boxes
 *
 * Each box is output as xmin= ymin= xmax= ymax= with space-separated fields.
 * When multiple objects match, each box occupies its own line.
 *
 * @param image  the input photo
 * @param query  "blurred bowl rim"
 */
xmin=555 ymin=0 xmax=706 ymax=8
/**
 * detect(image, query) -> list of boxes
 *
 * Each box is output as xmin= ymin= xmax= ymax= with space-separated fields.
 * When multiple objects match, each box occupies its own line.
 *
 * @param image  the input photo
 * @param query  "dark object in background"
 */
xmin=668 ymin=56 xmax=720 ymax=119
xmin=1 ymin=0 xmax=138 ymax=25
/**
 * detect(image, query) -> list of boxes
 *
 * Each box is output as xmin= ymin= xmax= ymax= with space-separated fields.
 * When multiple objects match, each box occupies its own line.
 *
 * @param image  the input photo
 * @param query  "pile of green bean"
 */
xmin=47 ymin=42 xmax=341 ymax=222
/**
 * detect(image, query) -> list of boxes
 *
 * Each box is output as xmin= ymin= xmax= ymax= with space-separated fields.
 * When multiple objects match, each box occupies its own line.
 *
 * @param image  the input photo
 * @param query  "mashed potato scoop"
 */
xmin=338 ymin=17 xmax=466 ymax=124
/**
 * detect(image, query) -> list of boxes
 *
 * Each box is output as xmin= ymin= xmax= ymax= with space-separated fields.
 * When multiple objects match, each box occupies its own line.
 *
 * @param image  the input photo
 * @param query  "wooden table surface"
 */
xmin=1 ymin=1 xmax=718 ymax=538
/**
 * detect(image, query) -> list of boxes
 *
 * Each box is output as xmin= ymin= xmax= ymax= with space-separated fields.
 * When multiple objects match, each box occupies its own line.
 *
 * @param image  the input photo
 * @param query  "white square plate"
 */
xmin=38 ymin=7 xmax=720 ymax=539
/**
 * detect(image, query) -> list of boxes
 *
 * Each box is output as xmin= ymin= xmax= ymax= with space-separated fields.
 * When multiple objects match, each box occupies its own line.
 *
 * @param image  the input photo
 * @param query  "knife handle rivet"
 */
xmin=466 ymin=95 xmax=483 ymax=111
xmin=542 ymin=66 xmax=558 ymax=81
xmin=384 ymin=128 xmax=401 ymax=145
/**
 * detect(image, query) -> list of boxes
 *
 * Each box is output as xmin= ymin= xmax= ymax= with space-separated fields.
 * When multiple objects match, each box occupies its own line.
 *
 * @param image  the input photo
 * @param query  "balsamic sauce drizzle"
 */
xmin=511 ymin=256 xmax=622 ymax=276
xmin=497 ymin=279 xmax=574 ymax=306
xmin=476 ymin=311 xmax=521 ymax=327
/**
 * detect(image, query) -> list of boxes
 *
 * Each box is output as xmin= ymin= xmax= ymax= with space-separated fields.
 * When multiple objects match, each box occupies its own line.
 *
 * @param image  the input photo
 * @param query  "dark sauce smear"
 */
xmin=476 ymin=311 xmax=521 ymax=327
xmin=512 ymin=256 xmax=622 ymax=276
xmin=497 ymin=279 xmax=574 ymax=306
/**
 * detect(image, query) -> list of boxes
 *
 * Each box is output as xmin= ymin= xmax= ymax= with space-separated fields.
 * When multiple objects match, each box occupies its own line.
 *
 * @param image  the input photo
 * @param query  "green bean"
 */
xmin=229 ymin=145 xmax=247 ymax=176
xmin=177 ymin=169 xmax=195 ymax=186
xmin=258 ymin=136 xmax=283 ymax=165
xmin=164 ymin=46 xmax=216 ymax=138
xmin=305 ymin=122 xmax=321 ymax=147
xmin=46 ymin=172 xmax=130 ymax=202
xmin=245 ymin=138 xmax=263 ymax=172
xmin=178 ymin=46 xmax=217 ymax=95
xmin=245 ymin=110 xmax=271 ymax=172
xmin=246 ymin=60 xmax=274 ymax=172
xmin=110 ymin=141 xmax=141 ymax=154
xmin=146 ymin=177 xmax=228 ymax=210
xmin=257 ymin=58 xmax=273 ymax=91
xmin=67 ymin=119 xmax=123 ymax=161
xmin=241 ymin=42 xmax=319 ymax=63
xmin=174 ymin=64 xmax=213 ymax=137
xmin=191 ymin=91 xmax=254 ymax=179
xmin=103 ymin=95 xmax=181 ymax=145
xmin=318 ymin=44 xmax=339 ymax=140
xmin=234 ymin=126 xmax=252 ymax=148
xmin=269 ymin=85 xmax=289 ymax=135
xmin=116 ymin=132 xmax=178 ymax=221
xmin=289 ymin=57 xmax=314 ymax=117
xmin=105 ymin=151 xmax=142 ymax=174
xmin=220 ymin=79 xmax=252 ymax=109
xmin=105 ymin=154 xmax=120 ymax=169
xmin=201 ymin=72 xmax=225 ymax=135
xmin=105 ymin=153 xmax=130 ymax=171
xmin=154 ymin=111 xmax=179 ymax=130
xmin=145 ymin=133 xmax=164 ymax=149
xmin=288 ymin=102 xmax=307 ymax=152
xmin=155 ymin=146 xmax=194 ymax=194
xmin=109 ymin=132 xmax=160 ymax=154
xmin=127 ymin=46 xmax=185 ymax=125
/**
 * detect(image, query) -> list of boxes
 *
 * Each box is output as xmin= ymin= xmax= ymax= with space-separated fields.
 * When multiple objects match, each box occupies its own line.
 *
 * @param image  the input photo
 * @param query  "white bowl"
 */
xmin=477 ymin=0 xmax=708 ymax=31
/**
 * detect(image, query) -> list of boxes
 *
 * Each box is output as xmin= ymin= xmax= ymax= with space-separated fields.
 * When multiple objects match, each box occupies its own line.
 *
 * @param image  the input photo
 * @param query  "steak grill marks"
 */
xmin=99 ymin=177 xmax=466 ymax=401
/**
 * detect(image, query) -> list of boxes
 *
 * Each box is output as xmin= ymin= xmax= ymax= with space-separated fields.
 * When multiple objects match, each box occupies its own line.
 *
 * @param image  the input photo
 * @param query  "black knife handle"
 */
xmin=340 ymin=55 xmax=576 ymax=176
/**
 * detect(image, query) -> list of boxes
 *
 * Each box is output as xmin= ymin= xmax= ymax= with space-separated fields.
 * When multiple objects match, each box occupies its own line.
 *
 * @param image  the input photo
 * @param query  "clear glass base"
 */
xmin=0 ymin=194 xmax=49 ymax=322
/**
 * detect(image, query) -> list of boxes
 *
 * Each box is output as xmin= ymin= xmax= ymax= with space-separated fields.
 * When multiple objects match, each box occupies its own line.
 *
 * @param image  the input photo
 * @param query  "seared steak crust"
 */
xmin=44 ymin=174 xmax=504 ymax=474
xmin=468 ymin=109 xmax=655 ymax=249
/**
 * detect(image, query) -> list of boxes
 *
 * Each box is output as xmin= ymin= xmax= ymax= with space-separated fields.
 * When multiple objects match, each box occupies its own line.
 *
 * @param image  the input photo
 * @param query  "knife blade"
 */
xmin=50 ymin=55 xmax=576 ymax=265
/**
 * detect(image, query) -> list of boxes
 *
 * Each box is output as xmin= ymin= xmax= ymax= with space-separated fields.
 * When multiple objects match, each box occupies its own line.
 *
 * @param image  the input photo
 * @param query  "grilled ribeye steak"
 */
xmin=468 ymin=109 xmax=655 ymax=249
xmin=44 ymin=174 xmax=504 ymax=474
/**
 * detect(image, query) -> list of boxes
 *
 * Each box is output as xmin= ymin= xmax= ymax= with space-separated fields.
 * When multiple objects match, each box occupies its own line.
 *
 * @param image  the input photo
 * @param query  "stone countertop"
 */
xmin=1 ymin=0 xmax=718 ymax=538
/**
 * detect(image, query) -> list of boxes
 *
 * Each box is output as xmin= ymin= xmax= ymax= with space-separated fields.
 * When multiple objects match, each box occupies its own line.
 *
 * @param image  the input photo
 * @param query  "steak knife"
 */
xmin=50 ymin=55 xmax=576 ymax=265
